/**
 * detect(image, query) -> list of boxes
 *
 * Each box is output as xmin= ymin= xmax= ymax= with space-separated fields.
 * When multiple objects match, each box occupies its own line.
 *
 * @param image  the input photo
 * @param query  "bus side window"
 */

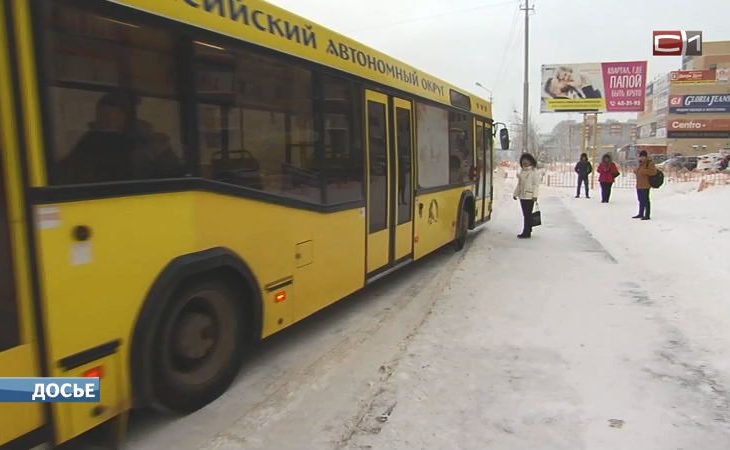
xmin=45 ymin=2 xmax=187 ymax=185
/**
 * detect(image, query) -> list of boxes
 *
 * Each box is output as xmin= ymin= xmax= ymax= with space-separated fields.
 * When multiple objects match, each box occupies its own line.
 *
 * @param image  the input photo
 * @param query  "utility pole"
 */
xmin=520 ymin=0 xmax=534 ymax=153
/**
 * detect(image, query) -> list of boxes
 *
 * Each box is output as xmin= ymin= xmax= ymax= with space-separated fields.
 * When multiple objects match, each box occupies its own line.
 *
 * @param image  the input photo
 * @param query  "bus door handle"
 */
xmin=72 ymin=225 xmax=93 ymax=242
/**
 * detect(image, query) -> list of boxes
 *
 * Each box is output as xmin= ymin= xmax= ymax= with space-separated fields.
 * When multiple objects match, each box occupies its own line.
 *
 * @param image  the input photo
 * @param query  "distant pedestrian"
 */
xmin=596 ymin=153 xmax=620 ymax=203
xmin=633 ymin=150 xmax=658 ymax=220
xmin=513 ymin=152 xmax=541 ymax=239
xmin=574 ymin=153 xmax=592 ymax=198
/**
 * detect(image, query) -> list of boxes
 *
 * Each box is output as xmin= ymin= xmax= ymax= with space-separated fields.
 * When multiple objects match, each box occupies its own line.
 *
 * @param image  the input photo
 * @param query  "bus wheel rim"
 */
xmin=161 ymin=288 xmax=237 ymax=387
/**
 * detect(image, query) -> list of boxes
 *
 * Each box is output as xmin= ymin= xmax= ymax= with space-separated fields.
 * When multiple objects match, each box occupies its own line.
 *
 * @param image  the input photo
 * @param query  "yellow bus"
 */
xmin=0 ymin=0 xmax=509 ymax=447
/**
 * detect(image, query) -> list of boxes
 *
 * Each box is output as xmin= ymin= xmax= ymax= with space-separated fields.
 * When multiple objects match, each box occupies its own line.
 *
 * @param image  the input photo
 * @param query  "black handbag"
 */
xmin=531 ymin=202 xmax=542 ymax=227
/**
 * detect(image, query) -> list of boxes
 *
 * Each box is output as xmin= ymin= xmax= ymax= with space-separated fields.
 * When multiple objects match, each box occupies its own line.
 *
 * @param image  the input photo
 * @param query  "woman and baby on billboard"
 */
xmin=541 ymin=61 xmax=647 ymax=113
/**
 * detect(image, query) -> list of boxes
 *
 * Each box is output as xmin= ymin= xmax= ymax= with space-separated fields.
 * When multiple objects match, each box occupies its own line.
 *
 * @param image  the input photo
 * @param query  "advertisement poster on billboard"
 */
xmin=667 ymin=118 xmax=730 ymax=138
xmin=669 ymin=94 xmax=730 ymax=114
xmin=541 ymin=61 xmax=647 ymax=113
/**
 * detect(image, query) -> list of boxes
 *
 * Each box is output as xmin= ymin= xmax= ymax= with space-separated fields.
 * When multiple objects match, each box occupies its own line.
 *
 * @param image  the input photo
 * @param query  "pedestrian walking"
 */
xmin=574 ymin=153 xmax=592 ymax=198
xmin=596 ymin=153 xmax=620 ymax=203
xmin=633 ymin=150 xmax=657 ymax=220
xmin=513 ymin=153 xmax=541 ymax=239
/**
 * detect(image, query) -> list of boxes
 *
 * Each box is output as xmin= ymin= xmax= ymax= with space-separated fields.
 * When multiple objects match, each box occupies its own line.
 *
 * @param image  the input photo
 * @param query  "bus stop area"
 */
xmin=110 ymin=173 xmax=730 ymax=450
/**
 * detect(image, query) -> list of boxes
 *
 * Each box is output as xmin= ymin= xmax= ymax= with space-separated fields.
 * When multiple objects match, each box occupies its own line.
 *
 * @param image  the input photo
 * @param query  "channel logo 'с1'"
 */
xmin=653 ymin=31 xmax=702 ymax=56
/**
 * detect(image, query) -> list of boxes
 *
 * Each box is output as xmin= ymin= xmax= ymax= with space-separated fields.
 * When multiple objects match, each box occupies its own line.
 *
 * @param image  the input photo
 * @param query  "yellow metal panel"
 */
xmin=0 ymin=345 xmax=44 ymax=444
xmin=413 ymin=187 xmax=468 ymax=260
xmin=12 ymin=0 xmax=47 ymax=187
xmin=54 ymin=355 xmax=123 ymax=444
xmin=295 ymin=240 xmax=313 ymax=268
xmin=395 ymin=222 xmax=413 ymax=260
xmin=288 ymin=211 xmax=364 ymax=321
xmin=366 ymin=229 xmax=389 ymax=273
xmin=0 ymin=3 xmax=45 ymax=444
xmin=107 ymin=0 xmax=491 ymax=115
xmin=263 ymin=286 xmax=294 ymax=333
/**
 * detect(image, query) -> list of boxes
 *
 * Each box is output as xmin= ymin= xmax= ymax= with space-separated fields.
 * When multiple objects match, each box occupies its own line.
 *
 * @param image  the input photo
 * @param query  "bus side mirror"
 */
xmin=499 ymin=128 xmax=510 ymax=150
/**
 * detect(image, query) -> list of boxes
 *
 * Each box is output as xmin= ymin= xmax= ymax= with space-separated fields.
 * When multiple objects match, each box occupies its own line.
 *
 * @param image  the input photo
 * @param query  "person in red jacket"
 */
xmin=596 ymin=153 xmax=620 ymax=203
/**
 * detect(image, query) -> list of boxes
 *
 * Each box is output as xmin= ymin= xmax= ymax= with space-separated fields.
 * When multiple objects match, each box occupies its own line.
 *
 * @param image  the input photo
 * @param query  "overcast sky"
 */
xmin=267 ymin=0 xmax=730 ymax=134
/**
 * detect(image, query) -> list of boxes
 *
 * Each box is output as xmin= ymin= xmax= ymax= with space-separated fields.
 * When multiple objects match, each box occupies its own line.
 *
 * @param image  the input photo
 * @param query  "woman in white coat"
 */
xmin=513 ymin=153 xmax=541 ymax=238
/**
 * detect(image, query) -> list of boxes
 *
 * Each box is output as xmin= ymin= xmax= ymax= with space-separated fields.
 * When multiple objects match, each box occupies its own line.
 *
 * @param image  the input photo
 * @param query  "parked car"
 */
xmin=657 ymin=156 xmax=698 ymax=171
xmin=696 ymin=153 xmax=724 ymax=171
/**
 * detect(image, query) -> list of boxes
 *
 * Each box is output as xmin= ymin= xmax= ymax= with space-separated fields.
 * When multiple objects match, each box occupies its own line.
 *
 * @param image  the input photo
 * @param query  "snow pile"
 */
xmin=547 ymin=182 xmax=730 ymax=383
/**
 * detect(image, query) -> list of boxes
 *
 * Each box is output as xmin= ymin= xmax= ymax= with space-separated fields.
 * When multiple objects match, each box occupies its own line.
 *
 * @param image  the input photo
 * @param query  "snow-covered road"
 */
xmin=114 ymin=175 xmax=730 ymax=450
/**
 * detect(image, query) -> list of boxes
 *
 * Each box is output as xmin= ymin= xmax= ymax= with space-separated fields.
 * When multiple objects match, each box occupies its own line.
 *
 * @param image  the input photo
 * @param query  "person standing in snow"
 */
xmin=596 ymin=153 xmax=620 ymax=203
xmin=633 ymin=150 xmax=657 ymax=220
xmin=513 ymin=152 xmax=541 ymax=239
xmin=574 ymin=153 xmax=592 ymax=198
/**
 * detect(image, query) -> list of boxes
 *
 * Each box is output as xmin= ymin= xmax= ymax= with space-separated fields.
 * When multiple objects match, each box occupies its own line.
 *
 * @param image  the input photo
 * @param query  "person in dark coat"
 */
xmin=596 ymin=153 xmax=620 ymax=203
xmin=60 ymin=91 xmax=185 ymax=184
xmin=574 ymin=153 xmax=592 ymax=198
xmin=633 ymin=150 xmax=658 ymax=220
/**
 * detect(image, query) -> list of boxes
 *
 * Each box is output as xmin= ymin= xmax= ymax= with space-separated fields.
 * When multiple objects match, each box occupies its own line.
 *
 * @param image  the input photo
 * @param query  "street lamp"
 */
xmin=474 ymin=82 xmax=493 ymax=103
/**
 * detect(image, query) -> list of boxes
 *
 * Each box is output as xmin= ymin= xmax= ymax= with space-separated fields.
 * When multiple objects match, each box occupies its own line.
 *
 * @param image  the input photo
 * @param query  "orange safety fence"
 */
xmin=542 ymin=163 xmax=730 ymax=189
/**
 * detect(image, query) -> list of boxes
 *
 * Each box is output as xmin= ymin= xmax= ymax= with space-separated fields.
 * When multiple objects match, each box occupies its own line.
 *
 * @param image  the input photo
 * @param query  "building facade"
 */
xmin=545 ymin=118 xmax=637 ymax=162
xmin=638 ymin=41 xmax=730 ymax=155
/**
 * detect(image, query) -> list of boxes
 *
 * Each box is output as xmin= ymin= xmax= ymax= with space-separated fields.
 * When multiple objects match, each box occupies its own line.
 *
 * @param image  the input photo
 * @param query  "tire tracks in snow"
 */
xmin=333 ymin=237 xmax=475 ymax=450
xmin=206 ymin=244 xmax=470 ymax=448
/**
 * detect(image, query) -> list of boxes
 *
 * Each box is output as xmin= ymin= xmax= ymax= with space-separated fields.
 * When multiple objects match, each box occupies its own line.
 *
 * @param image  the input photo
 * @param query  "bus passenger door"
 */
xmin=392 ymin=98 xmax=414 ymax=261
xmin=484 ymin=123 xmax=494 ymax=219
xmin=0 ymin=4 xmax=45 ymax=442
xmin=474 ymin=120 xmax=486 ymax=222
xmin=365 ymin=90 xmax=391 ymax=274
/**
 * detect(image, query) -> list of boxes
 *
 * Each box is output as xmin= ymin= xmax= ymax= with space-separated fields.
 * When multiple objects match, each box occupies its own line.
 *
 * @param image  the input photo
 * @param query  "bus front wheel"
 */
xmin=151 ymin=278 xmax=246 ymax=413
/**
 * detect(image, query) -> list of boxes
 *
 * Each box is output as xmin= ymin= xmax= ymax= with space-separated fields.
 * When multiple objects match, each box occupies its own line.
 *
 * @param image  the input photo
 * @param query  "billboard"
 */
xmin=669 ymin=69 xmax=716 ymax=84
xmin=667 ymin=118 xmax=730 ymax=138
xmin=541 ymin=61 xmax=647 ymax=113
xmin=669 ymin=94 xmax=730 ymax=114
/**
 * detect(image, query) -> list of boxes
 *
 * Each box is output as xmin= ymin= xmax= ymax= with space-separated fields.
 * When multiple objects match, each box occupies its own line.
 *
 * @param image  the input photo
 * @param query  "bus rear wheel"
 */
xmin=454 ymin=205 xmax=470 ymax=251
xmin=152 ymin=279 xmax=246 ymax=413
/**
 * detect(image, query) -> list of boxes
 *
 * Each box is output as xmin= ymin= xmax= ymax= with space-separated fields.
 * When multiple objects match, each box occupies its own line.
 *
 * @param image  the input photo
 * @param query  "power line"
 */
xmin=491 ymin=6 xmax=521 ymax=92
xmin=346 ymin=0 xmax=520 ymax=34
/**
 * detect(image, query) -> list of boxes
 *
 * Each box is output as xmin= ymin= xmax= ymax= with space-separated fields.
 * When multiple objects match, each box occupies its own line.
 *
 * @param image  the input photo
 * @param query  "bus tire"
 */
xmin=150 ymin=278 xmax=246 ymax=413
xmin=454 ymin=204 xmax=469 ymax=251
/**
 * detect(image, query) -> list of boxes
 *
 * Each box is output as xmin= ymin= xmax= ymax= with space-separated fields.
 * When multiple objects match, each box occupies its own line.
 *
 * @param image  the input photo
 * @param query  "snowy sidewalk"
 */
xmin=344 ymin=183 xmax=730 ymax=450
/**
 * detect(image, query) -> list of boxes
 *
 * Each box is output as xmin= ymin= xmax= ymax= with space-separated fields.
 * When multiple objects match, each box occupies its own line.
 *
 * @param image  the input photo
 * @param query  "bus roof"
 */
xmin=107 ymin=0 xmax=492 ymax=118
